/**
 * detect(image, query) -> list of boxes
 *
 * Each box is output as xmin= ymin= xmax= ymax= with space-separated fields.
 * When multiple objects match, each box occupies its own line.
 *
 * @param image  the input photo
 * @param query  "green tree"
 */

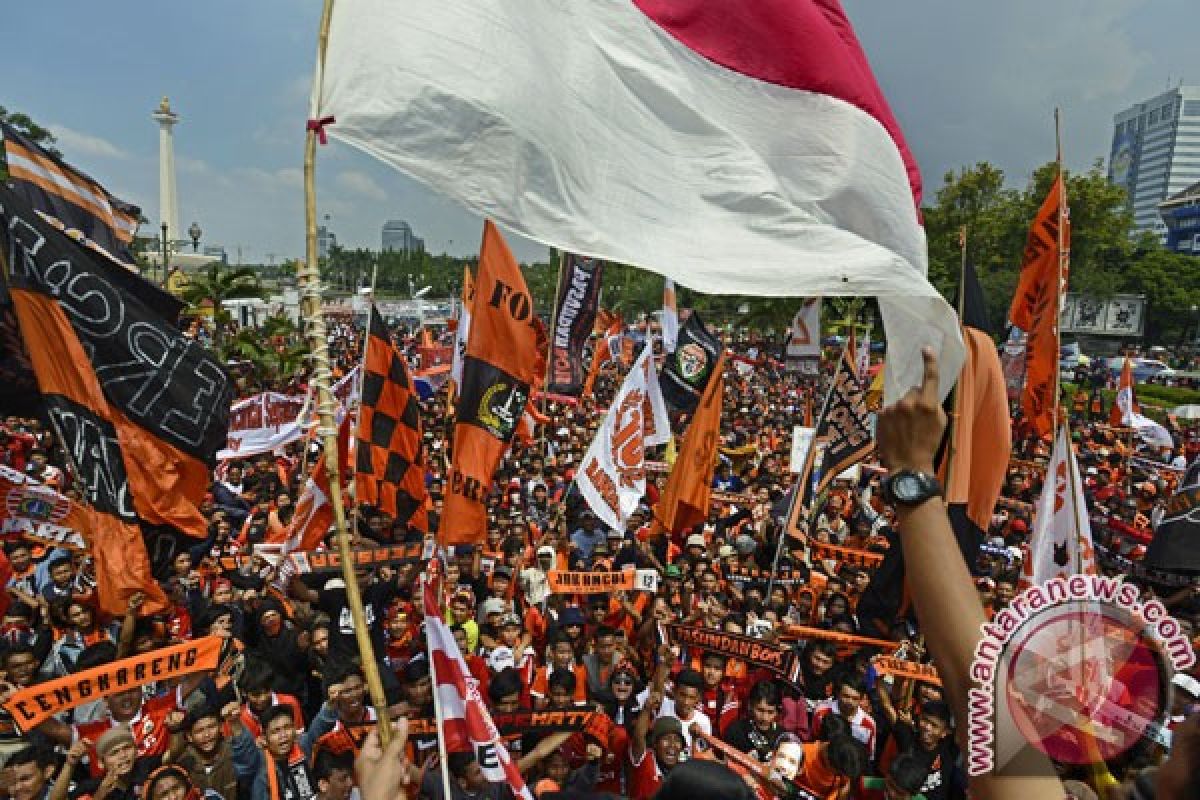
xmin=922 ymin=159 xmax=1141 ymax=333
xmin=1121 ymin=248 xmax=1200 ymax=344
xmin=183 ymin=263 xmax=267 ymax=349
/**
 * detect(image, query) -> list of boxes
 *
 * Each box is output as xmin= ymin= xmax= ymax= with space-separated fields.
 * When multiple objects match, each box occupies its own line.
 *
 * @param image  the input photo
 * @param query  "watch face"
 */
xmin=893 ymin=474 xmax=923 ymax=503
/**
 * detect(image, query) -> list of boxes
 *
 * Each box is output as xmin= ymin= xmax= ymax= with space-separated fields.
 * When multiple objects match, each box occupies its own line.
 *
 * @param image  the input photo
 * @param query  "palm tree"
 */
xmin=182 ymin=263 xmax=267 ymax=349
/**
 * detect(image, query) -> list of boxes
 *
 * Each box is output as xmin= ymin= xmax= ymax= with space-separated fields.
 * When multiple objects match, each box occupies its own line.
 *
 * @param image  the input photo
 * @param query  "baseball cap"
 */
xmin=686 ymin=534 xmax=706 ymax=549
xmin=537 ymin=545 xmax=556 ymax=558
xmin=499 ymin=612 xmax=522 ymax=628
xmin=665 ymin=565 xmax=682 ymax=579
xmin=649 ymin=716 xmax=684 ymax=743
xmin=717 ymin=544 xmax=735 ymax=559
xmin=96 ymin=725 xmax=135 ymax=759
xmin=480 ymin=598 xmax=507 ymax=619
xmin=487 ymin=646 xmax=516 ymax=673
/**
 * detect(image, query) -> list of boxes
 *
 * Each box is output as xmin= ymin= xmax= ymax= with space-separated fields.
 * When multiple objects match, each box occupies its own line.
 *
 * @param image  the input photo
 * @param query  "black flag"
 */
xmin=547 ymin=254 xmax=604 ymax=395
xmin=1144 ymin=460 xmax=1200 ymax=574
xmin=659 ymin=311 xmax=721 ymax=415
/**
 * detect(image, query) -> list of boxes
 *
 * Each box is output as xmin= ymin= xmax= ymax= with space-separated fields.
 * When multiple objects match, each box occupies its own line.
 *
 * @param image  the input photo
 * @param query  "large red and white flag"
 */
xmin=577 ymin=344 xmax=672 ymax=531
xmin=1021 ymin=424 xmax=1096 ymax=588
xmin=1110 ymin=357 xmax=1172 ymax=449
xmin=423 ymin=571 xmax=532 ymax=799
xmin=315 ymin=0 xmax=962 ymax=402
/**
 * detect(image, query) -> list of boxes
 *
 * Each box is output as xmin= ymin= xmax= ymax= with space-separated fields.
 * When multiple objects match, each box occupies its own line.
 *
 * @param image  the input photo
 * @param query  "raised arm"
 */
xmin=876 ymin=348 xmax=1062 ymax=800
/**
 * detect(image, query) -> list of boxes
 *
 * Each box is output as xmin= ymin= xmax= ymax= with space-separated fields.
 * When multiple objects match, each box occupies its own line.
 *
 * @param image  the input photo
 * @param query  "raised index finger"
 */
xmin=918 ymin=346 xmax=940 ymax=406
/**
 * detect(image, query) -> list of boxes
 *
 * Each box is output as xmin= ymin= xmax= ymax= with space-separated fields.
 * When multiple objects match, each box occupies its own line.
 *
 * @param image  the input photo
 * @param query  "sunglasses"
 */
xmin=612 ymin=676 xmax=635 ymax=686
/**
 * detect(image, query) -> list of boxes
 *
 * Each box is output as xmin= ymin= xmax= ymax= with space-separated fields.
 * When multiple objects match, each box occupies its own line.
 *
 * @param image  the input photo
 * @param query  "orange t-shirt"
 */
xmin=795 ymin=742 xmax=847 ymax=800
xmin=530 ymin=664 xmax=589 ymax=706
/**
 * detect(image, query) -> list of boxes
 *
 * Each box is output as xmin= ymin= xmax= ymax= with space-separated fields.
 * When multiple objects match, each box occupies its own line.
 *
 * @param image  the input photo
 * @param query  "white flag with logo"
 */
xmin=1022 ymin=425 xmax=1096 ymax=588
xmin=577 ymin=344 xmax=671 ymax=531
xmin=787 ymin=299 xmax=821 ymax=359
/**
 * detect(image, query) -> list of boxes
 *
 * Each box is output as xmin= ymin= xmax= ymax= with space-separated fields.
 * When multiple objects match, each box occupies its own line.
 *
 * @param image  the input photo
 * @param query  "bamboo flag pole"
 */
xmin=543 ymin=249 xmax=565 ymax=459
xmin=1052 ymin=108 xmax=1067 ymax=431
xmin=301 ymin=0 xmax=392 ymax=745
xmin=940 ymin=226 xmax=969 ymax=504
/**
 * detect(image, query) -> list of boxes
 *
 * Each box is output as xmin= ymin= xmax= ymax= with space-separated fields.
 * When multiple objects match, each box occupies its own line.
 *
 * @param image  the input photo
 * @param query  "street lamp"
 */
xmin=188 ymin=221 xmax=202 ymax=253
xmin=160 ymin=222 xmax=169 ymax=286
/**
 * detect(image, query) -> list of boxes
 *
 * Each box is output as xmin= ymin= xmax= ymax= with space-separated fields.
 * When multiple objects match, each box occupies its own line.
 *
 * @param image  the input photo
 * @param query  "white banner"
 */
xmin=577 ymin=345 xmax=671 ymax=531
xmin=217 ymin=368 xmax=361 ymax=461
xmin=217 ymin=392 xmax=307 ymax=461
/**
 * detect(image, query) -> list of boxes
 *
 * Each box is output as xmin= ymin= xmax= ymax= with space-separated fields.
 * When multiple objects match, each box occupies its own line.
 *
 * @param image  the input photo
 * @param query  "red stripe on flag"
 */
xmin=633 ymin=0 xmax=921 ymax=209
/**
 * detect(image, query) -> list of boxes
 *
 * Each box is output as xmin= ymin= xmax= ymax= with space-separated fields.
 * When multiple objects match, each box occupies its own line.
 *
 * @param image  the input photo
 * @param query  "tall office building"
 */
xmin=1109 ymin=85 xmax=1200 ymax=239
xmin=382 ymin=219 xmax=425 ymax=254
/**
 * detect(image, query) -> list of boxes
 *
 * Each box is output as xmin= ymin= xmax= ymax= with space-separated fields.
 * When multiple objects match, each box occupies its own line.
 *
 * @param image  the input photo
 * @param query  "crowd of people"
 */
xmin=0 ymin=312 xmax=1197 ymax=800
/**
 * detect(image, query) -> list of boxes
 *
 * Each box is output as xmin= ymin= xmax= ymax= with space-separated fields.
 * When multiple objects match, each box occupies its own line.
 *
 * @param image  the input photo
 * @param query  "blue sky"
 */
xmin=3 ymin=0 xmax=1194 ymax=266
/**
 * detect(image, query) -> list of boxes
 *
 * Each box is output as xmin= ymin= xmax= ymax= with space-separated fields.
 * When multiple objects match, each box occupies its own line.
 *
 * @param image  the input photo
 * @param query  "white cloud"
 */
xmin=47 ymin=124 xmax=128 ymax=160
xmin=335 ymin=169 xmax=388 ymax=201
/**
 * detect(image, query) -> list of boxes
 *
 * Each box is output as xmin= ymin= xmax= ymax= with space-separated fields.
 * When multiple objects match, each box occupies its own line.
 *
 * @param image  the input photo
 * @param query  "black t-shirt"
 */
xmin=723 ymin=717 xmax=783 ymax=763
xmin=889 ymin=722 xmax=957 ymax=800
xmin=317 ymin=576 xmax=398 ymax=659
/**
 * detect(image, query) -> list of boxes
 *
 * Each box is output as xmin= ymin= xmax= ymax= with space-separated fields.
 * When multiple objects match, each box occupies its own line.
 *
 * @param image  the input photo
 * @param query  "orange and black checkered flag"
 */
xmin=355 ymin=307 xmax=429 ymax=533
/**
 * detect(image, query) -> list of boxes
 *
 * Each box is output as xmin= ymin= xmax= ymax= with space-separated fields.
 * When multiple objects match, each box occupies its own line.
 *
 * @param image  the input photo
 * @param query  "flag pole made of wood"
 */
xmin=302 ymin=0 xmax=393 ymax=747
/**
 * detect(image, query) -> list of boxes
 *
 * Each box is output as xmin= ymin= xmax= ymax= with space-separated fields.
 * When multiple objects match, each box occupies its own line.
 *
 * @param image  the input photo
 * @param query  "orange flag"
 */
xmin=946 ymin=327 xmax=1012 ymax=532
xmin=582 ymin=315 xmax=624 ymax=398
xmin=653 ymin=352 xmax=725 ymax=535
xmin=6 ymin=285 xmax=168 ymax=616
xmin=1009 ymin=172 xmax=1069 ymax=436
xmin=440 ymin=221 xmax=543 ymax=545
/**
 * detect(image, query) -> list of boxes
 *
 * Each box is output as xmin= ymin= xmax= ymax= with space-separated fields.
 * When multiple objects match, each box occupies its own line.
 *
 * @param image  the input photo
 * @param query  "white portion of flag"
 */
xmin=857 ymin=329 xmax=872 ymax=381
xmin=1115 ymin=379 xmax=1173 ymax=450
xmin=1023 ymin=425 xmax=1096 ymax=588
xmin=316 ymin=0 xmax=962 ymax=402
xmin=787 ymin=300 xmax=822 ymax=359
xmin=424 ymin=577 xmax=532 ymax=800
xmin=662 ymin=278 xmax=679 ymax=354
xmin=451 ymin=294 xmax=472 ymax=387
xmin=577 ymin=345 xmax=671 ymax=532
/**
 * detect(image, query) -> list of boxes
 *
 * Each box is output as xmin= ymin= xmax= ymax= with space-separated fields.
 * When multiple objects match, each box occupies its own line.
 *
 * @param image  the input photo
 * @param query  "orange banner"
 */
xmin=779 ymin=625 xmax=896 ymax=651
xmin=871 ymin=656 xmax=942 ymax=686
xmin=4 ymin=636 xmax=221 ymax=732
xmin=547 ymin=570 xmax=634 ymax=594
xmin=807 ymin=540 xmax=884 ymax=569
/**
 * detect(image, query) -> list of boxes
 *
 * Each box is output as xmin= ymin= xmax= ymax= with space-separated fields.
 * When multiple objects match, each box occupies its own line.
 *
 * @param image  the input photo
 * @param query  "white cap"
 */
xmin=480 ymin=597 xmax=507 ymax=619
xmin=488 ymin=646 xmax=516 ymax=673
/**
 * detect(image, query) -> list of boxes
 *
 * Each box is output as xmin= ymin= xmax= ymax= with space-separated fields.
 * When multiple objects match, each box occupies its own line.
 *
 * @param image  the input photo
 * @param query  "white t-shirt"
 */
xmin=637 ymin=689 xmax=712 ymax=753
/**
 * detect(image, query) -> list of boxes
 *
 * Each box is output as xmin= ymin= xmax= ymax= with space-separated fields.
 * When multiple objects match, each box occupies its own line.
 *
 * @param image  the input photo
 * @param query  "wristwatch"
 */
xmin=882 ymin=470 xmax=942 ymax=507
